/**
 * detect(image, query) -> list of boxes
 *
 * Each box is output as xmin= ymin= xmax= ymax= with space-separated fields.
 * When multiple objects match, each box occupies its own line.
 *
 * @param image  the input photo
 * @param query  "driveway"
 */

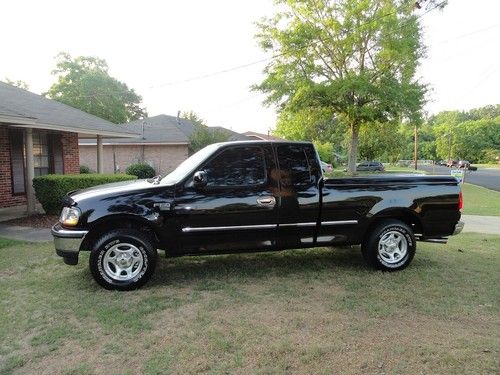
xmin=418 ymin=165 xmax=500 ymax=191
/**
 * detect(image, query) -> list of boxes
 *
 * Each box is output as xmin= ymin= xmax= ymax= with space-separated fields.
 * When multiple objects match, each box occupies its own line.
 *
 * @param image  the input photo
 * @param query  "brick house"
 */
xmin=0 ymin=82 xmax=139 ymax=216
xmin=79 ymin=114 xmax=249 ymax=175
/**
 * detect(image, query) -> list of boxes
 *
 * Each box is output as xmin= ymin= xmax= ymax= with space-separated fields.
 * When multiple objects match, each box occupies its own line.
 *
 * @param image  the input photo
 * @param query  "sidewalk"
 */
xmin=461 ymin=215 xmax=500 ymax=235
xmin=0 ymin=224 xmax=52 ymax=242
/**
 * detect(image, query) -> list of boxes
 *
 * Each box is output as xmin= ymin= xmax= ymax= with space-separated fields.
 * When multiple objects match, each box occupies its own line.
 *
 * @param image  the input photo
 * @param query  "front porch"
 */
xmin=0 ymin=81 xmax=140 ymax=220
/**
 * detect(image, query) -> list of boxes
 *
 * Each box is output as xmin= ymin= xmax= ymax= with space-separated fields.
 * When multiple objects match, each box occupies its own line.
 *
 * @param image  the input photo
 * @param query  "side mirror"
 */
xmin=193 ymin=170 xmax=208 ymax=188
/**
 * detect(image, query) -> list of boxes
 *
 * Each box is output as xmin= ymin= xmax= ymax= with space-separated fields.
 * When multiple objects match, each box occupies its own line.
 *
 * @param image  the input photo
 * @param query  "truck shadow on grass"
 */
xmin=69 ymin=246 xmax=440 ymax=291
xmin=147 ymin=246 xmax=439 ymax=288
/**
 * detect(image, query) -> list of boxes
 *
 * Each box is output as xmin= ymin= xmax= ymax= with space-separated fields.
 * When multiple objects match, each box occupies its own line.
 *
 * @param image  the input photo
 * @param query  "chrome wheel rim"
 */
xmin=378 ymin=231 xmax=408 ymax=264
xmin=103 ymin=243 xmax=144 ymax=281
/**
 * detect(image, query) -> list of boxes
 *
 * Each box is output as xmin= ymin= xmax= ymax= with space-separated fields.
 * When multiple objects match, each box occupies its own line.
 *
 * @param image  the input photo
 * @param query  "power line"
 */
xmin=146 ymin=57 xmax=272 ymax=89
xmin=435 ymin=23 xmax=500 ymax=45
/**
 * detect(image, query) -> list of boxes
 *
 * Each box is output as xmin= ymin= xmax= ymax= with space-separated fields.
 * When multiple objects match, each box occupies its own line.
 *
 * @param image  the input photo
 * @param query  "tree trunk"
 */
xmin=347 ymin=122 xmax=360 ymax=174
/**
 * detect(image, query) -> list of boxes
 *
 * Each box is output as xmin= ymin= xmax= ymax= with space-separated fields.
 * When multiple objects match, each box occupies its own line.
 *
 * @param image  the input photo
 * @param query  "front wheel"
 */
xmin=89 ymin=229 xmax=157 ymax=290
xmin=362 ymin=219 xmax=416 ymax=271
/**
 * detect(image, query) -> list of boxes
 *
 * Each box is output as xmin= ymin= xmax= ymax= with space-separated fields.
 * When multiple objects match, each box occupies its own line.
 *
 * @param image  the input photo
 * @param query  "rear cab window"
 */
xmin=276 ymin=143 xmax=320 ymax=187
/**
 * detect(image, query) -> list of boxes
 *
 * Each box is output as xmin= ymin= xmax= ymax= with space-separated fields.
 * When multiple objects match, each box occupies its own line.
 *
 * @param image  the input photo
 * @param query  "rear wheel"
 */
xmin=89 ymin=229 xmax=157 ymax=290
xmin=362 ymin=219 xmax=415 ymax=271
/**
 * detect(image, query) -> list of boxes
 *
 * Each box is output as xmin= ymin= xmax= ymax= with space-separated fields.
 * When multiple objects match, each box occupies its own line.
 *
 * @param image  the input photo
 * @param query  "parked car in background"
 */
xmin=435 ymin=160 xmax=447 ymax=166
xmin=356 ymin=161 xmax=385 ymax=172
xmin=457 ymin=160 xmax=470 ymax=169
xmin=320 ymin=160 xmax=333 ymax=173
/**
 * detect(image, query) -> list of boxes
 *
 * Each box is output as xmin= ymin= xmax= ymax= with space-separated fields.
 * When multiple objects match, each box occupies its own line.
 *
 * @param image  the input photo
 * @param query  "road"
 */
xmin=417 ymin=165 xmax=500 ymax=191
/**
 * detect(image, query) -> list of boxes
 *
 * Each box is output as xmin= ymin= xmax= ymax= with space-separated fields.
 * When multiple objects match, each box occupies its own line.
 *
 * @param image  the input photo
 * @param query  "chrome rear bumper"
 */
xmin=452 ymin=221 xmax=464 ymax=236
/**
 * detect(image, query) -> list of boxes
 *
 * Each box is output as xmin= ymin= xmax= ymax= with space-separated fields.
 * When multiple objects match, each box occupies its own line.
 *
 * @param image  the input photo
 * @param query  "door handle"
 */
xmin=257 ymin=196 xmax=276 ymax=207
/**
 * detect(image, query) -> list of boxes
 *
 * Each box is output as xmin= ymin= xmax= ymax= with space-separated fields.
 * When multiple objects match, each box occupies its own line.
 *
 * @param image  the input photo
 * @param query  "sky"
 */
xmin=1 ymin=0 xmax=499 ymax=134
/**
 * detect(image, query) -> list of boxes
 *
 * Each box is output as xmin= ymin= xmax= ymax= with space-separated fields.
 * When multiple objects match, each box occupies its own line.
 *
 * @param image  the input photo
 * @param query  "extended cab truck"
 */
xmin=52 ymin=141 xmax=464 ymax=290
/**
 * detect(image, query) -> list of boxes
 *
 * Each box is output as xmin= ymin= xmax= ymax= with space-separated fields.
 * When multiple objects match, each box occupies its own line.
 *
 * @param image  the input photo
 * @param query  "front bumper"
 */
xmin=452 ymin=221 xmax=464 ymax=236
xmin=51 ymin=223 xmax=88 ymax=265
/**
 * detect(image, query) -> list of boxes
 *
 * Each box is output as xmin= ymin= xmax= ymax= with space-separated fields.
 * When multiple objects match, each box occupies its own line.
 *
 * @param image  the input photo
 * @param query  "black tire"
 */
xmin=361 ymin=219 xmax=416 ymax=271
xmin=89 ymin=229 xmax=157 ymax=290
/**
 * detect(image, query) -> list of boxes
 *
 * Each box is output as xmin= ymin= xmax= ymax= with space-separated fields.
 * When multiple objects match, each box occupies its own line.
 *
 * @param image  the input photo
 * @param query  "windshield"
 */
xmin=160 ymin=143 xmax=221 ymax=185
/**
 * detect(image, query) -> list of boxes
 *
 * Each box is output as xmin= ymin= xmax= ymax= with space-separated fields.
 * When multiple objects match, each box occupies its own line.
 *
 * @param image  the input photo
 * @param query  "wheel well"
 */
xmin=366 ymin=209 xmax=423 ymax=238
xmin=80 ymin=216 xmax=159 ymax=251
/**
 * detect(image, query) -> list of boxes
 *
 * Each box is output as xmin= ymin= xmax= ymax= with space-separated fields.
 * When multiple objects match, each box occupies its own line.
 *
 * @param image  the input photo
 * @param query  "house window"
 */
xmin=33 ymin=132 xmax=50 ymax=177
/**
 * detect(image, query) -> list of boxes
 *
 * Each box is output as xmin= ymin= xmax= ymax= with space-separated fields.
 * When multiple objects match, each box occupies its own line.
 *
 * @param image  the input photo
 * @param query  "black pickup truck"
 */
xmin=52 ymin=141 xmax=464 ymax=290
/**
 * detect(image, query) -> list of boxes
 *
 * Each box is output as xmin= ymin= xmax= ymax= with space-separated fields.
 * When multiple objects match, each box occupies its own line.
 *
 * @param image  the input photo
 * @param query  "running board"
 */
xmin=416 ymin=236 xmax=448 ymax=244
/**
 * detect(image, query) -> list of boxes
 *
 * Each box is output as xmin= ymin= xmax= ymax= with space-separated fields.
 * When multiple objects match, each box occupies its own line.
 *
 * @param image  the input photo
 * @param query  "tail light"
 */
xmin=458 ymin=191 xmax=463 ymax=211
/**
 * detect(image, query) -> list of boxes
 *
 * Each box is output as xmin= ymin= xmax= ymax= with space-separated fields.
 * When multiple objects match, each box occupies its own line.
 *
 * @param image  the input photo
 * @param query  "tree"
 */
xmin=358 ymin=121 xmax=405 ymax=162
xmin=4 ymin=78 xmax=30 ymax=90
xmin=254 ymin=0 xmax=427 ymax=173
xmin=46 ymin=53 xmax=147 ymax=124
xmin=183 ymin=111 xmax=231 ymax=153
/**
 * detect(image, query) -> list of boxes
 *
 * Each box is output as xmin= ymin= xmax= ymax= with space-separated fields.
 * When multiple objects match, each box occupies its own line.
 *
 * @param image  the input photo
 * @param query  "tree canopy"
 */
xmin=254 ymin=0 xmax=427 ymax=173
xmin=4 ymin=78 xmax=29 ymax=90
xmin=46 ymin=53 xmax=147 ymax=124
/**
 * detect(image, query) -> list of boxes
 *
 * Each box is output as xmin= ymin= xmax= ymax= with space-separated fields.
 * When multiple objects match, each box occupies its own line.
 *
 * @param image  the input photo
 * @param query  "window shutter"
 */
xmin=50 ymin=134 xmax=64 ymax=174
xmin=9 ymin=129 xmax=26 ymax=194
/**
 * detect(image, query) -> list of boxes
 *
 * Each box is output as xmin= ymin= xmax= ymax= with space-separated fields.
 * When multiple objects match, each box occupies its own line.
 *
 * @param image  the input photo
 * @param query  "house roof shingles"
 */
xmin=79 ymin=114 xmax=250 ymax=145
xmin=0 ymin=81 xmax=140 ymax=138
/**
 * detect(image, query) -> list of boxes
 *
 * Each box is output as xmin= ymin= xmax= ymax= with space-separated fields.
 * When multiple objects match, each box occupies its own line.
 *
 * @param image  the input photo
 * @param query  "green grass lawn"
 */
xmin=461 ymin=183 xmax=500 ymax=216
xmin=0 ymin=235 xmax=498 ymax=374
xmin=0 ymin=238 xmax=21 ymax=250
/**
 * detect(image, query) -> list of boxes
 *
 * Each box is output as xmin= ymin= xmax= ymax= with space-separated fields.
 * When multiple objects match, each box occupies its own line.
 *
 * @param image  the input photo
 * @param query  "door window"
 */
xmin=203 ymin=146 xmax=266 ymax=187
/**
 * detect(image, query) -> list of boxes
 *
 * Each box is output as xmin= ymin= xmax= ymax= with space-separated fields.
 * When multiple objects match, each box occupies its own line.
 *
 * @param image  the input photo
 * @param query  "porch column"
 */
xmin=25 ymin=129 xmax=36 ymax=215
xmin=97 ymin=135 xmax=103 ymax=174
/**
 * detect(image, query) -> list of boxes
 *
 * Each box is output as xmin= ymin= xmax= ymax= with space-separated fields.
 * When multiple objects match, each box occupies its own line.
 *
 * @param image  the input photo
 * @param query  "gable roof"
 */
xmin=79 ymin=114 xmax=250 ymax=145
xmin=0 ymin=81 xmax=140 ymax=138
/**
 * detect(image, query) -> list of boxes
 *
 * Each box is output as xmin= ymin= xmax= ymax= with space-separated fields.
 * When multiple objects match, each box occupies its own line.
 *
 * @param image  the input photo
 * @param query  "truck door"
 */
xmin=174 ymin=144 xmax=279 ymax=253
xmin=275 ymin=143 xmax=322 ymax=248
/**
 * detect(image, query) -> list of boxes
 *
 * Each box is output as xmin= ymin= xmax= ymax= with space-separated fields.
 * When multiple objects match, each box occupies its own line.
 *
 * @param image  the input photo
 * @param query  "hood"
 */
xmin=69 ymin=179 xmax=161 ymax=203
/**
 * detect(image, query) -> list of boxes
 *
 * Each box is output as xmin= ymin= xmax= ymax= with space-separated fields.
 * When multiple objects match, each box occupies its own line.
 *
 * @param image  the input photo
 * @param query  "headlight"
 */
xmin=60 ymin=207 xmax=81 ymax=226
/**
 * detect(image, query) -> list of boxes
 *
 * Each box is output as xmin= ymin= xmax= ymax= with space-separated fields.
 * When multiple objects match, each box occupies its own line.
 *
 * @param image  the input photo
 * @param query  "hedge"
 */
xmin=125 ymin=163 xmax=156 ymax=179
xmin=79 ymin=165 xmax=92 ymax=174
xmin=33 ymin=174 xmax=137 ymax=214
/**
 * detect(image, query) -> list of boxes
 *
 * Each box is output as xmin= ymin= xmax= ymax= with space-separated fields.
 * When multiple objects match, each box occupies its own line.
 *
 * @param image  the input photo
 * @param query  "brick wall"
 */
xmin=61 ymin=132 xmax=80 ymax=174
xmin=0 ymin=126 xmax=27 ymax=208
xmin=79 ymin=144 xmax=189 ymax=175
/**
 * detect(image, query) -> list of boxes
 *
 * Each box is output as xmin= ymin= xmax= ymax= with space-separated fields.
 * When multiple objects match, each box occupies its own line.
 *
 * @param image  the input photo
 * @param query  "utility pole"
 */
xmin=414 ymin=124 xmax=418 ymax=170
xmin=447 ymin=132 xmax=452 ymax=162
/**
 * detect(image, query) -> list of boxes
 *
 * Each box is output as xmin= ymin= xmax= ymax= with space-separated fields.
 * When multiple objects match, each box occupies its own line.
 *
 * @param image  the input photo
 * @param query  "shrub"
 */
xmin=33 ymin=174 xmax=137 ymax=214
xmin=125 ymin=163 xmax=156 ymax=179
xmin=79 ymin=165 xmax=92 ymax=174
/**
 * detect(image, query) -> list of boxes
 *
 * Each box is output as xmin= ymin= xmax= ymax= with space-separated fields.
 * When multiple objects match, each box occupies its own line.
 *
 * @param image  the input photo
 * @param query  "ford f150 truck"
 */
xmin=52 ymin=141 xmax=464 ymax=290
